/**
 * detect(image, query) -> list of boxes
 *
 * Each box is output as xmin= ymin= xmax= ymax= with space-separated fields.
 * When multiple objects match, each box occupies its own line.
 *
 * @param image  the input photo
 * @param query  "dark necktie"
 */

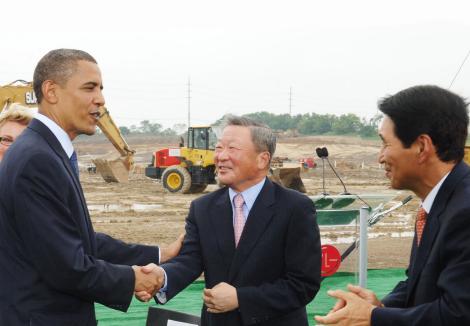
xmin=70 ymin=151 xmax=79 ymax=178
xmin=416 ymin=207 xmax=427 ymax=246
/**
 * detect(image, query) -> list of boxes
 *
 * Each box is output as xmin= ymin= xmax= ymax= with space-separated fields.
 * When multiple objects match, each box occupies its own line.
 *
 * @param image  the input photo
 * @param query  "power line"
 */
xmin=449 ymin=48 xmax=470 ymax=89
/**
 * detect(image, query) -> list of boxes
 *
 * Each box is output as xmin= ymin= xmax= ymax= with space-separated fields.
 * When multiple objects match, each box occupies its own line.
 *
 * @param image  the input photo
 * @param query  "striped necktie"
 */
xmin=70 ymin=151 xmax=79 ymax=178
xmin=233 ymin=193 xmax=245 ymax=247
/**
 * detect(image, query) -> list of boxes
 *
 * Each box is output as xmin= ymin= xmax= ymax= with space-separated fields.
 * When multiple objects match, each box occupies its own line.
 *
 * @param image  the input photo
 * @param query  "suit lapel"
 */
xmin=406 ymin=162 xmax=470 ymax=304
xmin=28 ymin=119 xmax=96 ymax=252
xmin=228 ymin=179 xmax=276 ymax=282
xmin=210 ymin=189 xmax=236 ymax=271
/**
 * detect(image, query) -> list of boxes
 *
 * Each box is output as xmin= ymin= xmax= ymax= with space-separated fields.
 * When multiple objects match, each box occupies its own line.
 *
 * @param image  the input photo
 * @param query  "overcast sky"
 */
xmin=2 ymin=0 xmax=470 ymax=129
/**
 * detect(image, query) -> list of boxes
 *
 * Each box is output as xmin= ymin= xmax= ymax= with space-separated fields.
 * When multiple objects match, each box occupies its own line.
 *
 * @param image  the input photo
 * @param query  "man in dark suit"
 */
xmin=137 ymin=115 xmax=321 ymax=325
xmin=315 ymin=85 xmax=470 ymax=326
xmin=0 ymin=49 xmax=181 ymax=325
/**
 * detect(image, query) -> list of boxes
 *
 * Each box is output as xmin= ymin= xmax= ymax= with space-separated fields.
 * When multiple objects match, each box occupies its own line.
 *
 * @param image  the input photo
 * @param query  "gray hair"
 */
xmin=223 ymin=115 xmax=276 ymax=160
xmin=33 ymin=49 xmax=97 ymax=104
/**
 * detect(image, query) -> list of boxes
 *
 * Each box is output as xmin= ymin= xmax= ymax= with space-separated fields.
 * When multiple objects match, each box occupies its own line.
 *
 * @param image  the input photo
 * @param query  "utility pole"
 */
xmin=187 ymin=76 xmax=191 ymax=128
xmin=289 ymin=86 xmax=292 ymax=115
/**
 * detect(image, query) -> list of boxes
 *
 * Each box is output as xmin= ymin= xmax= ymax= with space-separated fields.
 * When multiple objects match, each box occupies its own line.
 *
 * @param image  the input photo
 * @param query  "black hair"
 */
xmin=378 ymin=85 xmax=468 ymax=162
xmin=33 ymin=49 xmax=97 ymax=103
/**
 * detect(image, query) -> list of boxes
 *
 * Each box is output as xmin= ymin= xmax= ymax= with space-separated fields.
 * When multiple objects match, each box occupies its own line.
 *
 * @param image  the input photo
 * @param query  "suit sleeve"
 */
xmin=95 ymin=232 xmax=160 ymax=265
xmin=14 ymin=154 xmax=135 ymax=311
xmin=159 ymin=201 xmax=203 ymax=300
xmin=372 ymin=207 xmax=470 ymax=326
xmin=381 ymin=279 xmax=409 ymax=308
xmin=236 ymin=194 xmax=321 ymax=324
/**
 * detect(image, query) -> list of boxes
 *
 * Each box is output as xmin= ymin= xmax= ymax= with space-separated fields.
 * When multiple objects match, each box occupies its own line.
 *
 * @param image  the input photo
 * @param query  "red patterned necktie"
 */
xmin=416 ymin=207 xmax=427 ymax=246
xmin=233 ymin=194 xmax=245 ymax=247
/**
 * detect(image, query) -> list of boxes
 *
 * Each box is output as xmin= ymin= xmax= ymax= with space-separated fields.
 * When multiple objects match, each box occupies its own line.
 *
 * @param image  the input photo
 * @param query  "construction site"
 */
xmin=2 ymin=1 xmax=470 ymax=324
xmin=0 ymin=81 xmax=458 ymax=325
xmin=1 ymin=81 xmax=417 ymax=267
xmin=74 ymin=132 xmax=417 ymax=271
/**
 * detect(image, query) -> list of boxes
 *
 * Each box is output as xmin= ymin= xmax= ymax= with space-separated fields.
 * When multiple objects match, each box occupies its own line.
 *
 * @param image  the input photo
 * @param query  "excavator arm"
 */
xmin=93 ymin=106 xmax=135 ymax=182
xmin=0 ymin=80 xmax=134 ymax=182
xmin=0 ymin=80 xmax=37 ymax=109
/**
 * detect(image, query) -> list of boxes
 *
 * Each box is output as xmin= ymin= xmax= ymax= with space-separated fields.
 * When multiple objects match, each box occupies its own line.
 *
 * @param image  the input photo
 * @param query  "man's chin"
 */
xmin=217 ymin=177 xmax=232 ymax=188
xmin=390 ymin=180 xmax=404 ymax=190
xmin=82 ymin=127 xmax=97 ymax=136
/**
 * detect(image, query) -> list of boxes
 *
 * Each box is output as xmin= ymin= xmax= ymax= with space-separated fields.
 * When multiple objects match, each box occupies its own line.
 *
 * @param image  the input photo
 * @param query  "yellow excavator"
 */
xmin=0 ymin=80 xmax=134 ymax=183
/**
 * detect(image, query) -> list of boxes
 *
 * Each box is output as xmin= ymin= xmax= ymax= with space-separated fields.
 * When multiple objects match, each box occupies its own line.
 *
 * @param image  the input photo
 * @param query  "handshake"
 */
xmin=132 ymin=263 xmax=165 ymax=302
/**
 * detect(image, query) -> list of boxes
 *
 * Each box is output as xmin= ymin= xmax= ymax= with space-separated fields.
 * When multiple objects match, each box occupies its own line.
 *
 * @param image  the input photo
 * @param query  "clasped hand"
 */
xmin=133 ymin=263 xmax=165 ymax=302
xmin=203 ymin=282 xmax=239 ymax=313
xmin=314 ymin=284 xmax=381 ymax=326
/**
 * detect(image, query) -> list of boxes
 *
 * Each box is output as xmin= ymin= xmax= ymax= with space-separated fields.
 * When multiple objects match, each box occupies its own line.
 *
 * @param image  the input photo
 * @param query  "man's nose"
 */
xmin=215 ymin=148 xmax=228 ymax=161
xmin=377 ymin=149 xmax=385 ymax=164
xmin=94 ymin=90 xmax=105 ymax=106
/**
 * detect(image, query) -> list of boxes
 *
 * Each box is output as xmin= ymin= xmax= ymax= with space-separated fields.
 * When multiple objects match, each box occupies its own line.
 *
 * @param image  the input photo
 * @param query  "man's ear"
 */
xmin=257 ymin=152 xmax=271 ymax=170
xmin=41 ymin=80 xmax=59 ymax=104
xmin=416 ymin=134 xmax=435 ymax=164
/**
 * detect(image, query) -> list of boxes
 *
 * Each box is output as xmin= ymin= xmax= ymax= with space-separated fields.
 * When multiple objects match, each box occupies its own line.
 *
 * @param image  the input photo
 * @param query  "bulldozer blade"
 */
xmin=92 ymin=158 xmax=130 ymax=183
xmin=270 ymin=167 xmax=306 ymax=193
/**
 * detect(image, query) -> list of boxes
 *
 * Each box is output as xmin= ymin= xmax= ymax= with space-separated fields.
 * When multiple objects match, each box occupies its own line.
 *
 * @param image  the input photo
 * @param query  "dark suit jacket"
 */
xmin=161 ymin=179 xmax=321 ymax=326
xmin=372 ymin=162 xmax=470 ymax=325
xmin=0 ymin=119 xmax=160 ymax=326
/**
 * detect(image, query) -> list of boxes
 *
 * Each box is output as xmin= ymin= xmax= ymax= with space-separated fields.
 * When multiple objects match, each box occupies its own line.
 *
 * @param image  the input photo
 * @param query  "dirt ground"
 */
xmin=75 ymin=134 xmax=419 ymax=271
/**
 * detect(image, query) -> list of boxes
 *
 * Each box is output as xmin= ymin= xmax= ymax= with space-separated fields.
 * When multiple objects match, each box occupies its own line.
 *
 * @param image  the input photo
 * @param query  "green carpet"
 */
xmin=96 ymin=268 xmax=406 ymax=325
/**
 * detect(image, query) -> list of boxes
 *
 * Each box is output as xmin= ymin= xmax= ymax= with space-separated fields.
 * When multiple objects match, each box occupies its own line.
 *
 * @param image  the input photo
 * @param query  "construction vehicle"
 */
xmin=0 ymin=80 xmax=134 ymax=183
xmin=145 ymin=126 xmax=218 ymax=193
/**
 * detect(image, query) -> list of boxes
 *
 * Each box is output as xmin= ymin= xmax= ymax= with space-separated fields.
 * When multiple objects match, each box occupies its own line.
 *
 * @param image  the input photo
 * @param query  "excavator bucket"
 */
xmin=92 ymin=158 xmax=130 ymax=183
xmin=270 ymin=167 xmax=306 ymax=193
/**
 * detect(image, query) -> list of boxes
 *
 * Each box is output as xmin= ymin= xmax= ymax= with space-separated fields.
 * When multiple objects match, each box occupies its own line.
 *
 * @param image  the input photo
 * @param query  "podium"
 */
xmin=146 ymin=307 xmax=201 ymax=326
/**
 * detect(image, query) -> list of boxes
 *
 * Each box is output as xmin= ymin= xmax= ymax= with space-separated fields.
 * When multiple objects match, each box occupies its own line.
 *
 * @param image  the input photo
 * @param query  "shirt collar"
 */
xmin=35 ymin=113 xmax=75 ymax=158
xmin=229 ymin=178 xmax=266 ymax=211
xmin=421 ymin=172 xmax=450 ymax=213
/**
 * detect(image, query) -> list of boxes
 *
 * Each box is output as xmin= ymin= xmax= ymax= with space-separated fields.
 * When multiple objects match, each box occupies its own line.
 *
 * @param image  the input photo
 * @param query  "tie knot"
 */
xmin=417 ymin=207 xmax=427 ymax=221
xmin=234 ymin=193 xmax=244 ymax=209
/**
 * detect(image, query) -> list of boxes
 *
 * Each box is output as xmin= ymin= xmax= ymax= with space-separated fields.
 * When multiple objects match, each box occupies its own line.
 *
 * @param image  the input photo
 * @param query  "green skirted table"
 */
xmin=95 ymin=268 xmax=406 ymax=325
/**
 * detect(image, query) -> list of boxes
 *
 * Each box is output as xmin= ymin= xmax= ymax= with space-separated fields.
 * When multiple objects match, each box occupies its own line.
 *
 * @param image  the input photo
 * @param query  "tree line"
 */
xmin=245 ymin=111 xmax=382 ymax=137
xmin=119 ymin=112 xmax=382 ymax=138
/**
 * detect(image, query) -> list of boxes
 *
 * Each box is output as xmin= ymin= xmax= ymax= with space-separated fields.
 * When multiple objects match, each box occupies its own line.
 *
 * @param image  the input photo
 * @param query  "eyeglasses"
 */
xmin=0 ymin=136 xmax=14 ymax=147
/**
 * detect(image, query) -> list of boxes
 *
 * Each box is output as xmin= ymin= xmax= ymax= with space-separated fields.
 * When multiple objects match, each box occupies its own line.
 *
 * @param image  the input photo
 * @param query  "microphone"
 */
xmin=316 ymin=146 xmax=355 ymax=209
xmin=316 ymin=147 xmax=328 ymax=158
xmin=315 ymin=147 xmax=328 ymax=195
xmin=318 ymin=146 xmax=349 ymax=195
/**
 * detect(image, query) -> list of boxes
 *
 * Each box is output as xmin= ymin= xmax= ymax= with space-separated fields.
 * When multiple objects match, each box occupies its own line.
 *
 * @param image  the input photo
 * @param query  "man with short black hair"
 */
xmin=0 ymin=49 xmax=181 ymax=325
xmin=316 ymin=85 xmax=470 ymax=325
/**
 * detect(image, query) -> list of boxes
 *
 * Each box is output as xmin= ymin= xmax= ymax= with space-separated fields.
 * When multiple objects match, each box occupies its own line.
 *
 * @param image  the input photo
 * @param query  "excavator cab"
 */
xmin=187 ymin=126 xmax=217 ymax=150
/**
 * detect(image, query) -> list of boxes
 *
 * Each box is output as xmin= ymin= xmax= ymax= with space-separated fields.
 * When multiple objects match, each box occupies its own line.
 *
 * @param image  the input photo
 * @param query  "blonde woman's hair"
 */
xmin=0 ymin=103 xmax=34 ymax=128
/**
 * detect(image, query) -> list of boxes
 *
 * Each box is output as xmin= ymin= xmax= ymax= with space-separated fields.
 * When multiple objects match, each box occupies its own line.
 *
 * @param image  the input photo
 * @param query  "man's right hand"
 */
xmin=329 ymin=284 xmax=383 ymax=314
xmin=132 ymin=263 xmax=165 ymax=301
xmin=346 ymin=284 xmax=382 ymax=307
